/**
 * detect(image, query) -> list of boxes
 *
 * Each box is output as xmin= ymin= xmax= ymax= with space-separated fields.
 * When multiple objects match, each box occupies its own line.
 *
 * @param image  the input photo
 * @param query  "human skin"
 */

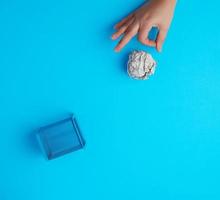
xmin=112 ymin=0 xmax=177 ymax=52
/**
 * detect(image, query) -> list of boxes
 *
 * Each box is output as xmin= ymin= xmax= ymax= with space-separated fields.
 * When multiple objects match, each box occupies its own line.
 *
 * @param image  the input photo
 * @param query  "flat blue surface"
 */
xmin=0 ymin=0 xmax=220 ymax=199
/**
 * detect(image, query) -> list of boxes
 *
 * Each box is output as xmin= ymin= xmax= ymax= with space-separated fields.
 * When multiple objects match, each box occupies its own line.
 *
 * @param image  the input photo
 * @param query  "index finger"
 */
xmin=114 ymin=24 xmax=138 ymax=52
xmin=138 ymin=24 xmax=156 ymax=47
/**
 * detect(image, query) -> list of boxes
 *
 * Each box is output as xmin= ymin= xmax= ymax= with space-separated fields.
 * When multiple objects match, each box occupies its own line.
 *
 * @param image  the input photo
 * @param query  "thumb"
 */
xmin=156 ymin=28 xmax=168 ymax=52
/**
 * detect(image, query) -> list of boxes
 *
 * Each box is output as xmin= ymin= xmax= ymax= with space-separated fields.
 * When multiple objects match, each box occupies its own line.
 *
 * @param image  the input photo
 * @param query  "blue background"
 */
xmin=0 ymin=0 xmax=220 ymax=199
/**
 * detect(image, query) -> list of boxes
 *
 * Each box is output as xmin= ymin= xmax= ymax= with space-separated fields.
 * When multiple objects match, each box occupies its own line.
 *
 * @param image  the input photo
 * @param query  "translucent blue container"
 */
xmin=36 ymin=115 xmax=85 ymax=160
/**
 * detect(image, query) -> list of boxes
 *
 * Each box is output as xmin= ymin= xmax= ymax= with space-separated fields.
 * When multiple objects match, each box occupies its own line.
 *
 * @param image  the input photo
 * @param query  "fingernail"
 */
xmin=157 ymin=45 xmax=162 ymax=52
xmin=114 ymin=48 xmax=120 ymax=52
xmin=111 ymin=35 xmax=116 ymax=40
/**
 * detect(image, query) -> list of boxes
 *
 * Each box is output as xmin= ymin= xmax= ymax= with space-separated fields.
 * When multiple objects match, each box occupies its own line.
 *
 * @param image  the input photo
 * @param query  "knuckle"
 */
xmin=129 ymin=29 xmax=137 ymax=36
xmin=125 ymin=30 xmax=135 ymax=39
xmin=159 ymin=37 xmax=165 ymax=43
xmin=142 ymin=21 xmax=150 ymax=28
xmin=125 ymin=26 xmax=134 ymax=33
xmin=119 ymin=26 xmax=126 ymax=32
xmin=123 ymin=37 xmax=130 ymax=43
xmin=161 ymin=26 xmax=169 ymax=32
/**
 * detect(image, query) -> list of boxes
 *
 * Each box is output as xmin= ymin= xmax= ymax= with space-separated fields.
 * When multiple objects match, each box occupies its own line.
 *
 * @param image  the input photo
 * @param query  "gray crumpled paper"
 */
xmin=127 ymin=50 xmax=156 ymax=80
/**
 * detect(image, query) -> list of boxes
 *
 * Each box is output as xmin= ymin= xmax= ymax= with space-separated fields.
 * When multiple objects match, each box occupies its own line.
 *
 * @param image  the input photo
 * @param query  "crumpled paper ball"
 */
xmin=127 ymin=50 xmax=156 ymax=80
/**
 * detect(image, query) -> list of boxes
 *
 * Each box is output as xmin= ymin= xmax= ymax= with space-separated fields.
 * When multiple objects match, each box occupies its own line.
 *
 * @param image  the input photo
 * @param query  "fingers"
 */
xmin=156 ymin=28 xmax=168 ymax=52
xmin=138 ymin=24 xmax=156 ymax=47
xmin=112 ymin=15 xmax=169 ymax=52
xmin=114 ymin=14 xmax=133 ymax=30
xmin=114 ymin=24 xmax=139 ymax=52
xmin=112 ymin=18 xmax=134 ymax=40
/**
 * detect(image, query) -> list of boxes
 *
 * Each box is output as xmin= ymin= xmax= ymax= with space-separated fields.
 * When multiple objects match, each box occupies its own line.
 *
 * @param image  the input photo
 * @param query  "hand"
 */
xmin=112 ymin=0 xmax=177 ymax=52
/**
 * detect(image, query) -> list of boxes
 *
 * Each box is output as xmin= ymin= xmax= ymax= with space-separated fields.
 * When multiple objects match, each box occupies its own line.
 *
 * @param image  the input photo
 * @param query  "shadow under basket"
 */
xmin=36 ymin=115 xmax=85 ymax=160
